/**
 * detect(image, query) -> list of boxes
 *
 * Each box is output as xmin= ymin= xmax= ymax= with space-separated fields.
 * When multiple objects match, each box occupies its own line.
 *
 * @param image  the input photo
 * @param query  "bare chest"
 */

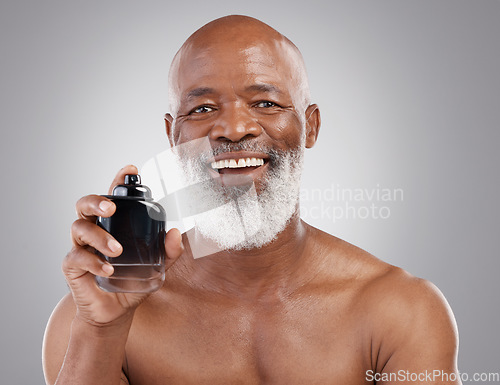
xmin=125 ymin=294 xmax=373 ymax=385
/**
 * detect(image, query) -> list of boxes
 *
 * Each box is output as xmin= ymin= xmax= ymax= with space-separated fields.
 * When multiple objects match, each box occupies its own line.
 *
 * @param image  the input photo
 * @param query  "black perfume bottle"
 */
xmin=95 ymin=174 xmax=166 ymax=293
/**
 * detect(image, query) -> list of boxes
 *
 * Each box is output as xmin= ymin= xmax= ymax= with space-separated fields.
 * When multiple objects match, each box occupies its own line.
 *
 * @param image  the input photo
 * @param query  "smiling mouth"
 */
xmin=210 ymin=157 xmax=266 ymax=170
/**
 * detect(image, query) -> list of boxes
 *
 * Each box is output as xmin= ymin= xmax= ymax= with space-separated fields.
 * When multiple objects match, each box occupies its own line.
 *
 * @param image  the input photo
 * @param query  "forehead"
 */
xmin=173 ymin=38 xmax=300 ymax=97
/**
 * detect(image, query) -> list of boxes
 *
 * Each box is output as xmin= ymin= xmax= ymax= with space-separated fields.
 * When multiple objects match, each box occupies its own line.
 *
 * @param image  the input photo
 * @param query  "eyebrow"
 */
xmin=183 ymin=83 xmax=283 ymax=102
xmin=245 ymin=83 xmax=283 ymax=95
xmin=185 ymin=87 xmax=216 ymax=100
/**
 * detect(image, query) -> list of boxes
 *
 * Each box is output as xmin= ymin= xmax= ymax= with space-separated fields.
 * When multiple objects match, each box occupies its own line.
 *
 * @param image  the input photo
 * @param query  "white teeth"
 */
xmin=210 ymin=157 xmax=265 ymax=169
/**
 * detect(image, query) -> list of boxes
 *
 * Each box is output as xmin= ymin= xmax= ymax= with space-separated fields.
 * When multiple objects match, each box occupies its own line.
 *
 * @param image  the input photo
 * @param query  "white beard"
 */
xmin=176 ymin=140 xmax=305 ymax=252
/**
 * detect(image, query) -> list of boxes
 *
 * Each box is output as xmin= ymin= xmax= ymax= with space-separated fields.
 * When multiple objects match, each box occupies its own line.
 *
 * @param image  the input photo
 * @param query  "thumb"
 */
xmin=164 ymin=228 xmax=184 ymax=270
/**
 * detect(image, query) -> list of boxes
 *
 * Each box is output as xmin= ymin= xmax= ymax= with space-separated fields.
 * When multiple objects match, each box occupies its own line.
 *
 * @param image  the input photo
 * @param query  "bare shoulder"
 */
xmin=361 ymin=262 xmax=458 ymax=345
xmin=42 ymin=293 xmax=77 ymax=384
xmin=311 ymin=225 xmax=457 ymax=333
xmin=309 ymin=225 xmax=455 ymax=313
xmin=306 ymin=224 xmax=396 ymax=287
xmin=309 ymin=225 xmax=459 ymax=377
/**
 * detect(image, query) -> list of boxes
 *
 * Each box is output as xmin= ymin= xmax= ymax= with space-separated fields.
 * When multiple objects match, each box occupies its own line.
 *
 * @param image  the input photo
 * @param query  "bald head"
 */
xmin=168 ymin=15 xmax=311 ymax=116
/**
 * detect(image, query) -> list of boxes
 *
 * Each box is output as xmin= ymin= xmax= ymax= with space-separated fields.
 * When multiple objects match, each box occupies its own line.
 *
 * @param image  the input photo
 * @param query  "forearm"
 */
xmin=54 ymin=315 xmax=132 ymax=385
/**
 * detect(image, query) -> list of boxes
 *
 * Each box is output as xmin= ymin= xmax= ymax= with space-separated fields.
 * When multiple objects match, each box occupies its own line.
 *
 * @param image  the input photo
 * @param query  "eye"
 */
xmin=255 ymin=101 xmax=279 ymax=108
xmin=190 ymin=105 xmax=215 ymax=114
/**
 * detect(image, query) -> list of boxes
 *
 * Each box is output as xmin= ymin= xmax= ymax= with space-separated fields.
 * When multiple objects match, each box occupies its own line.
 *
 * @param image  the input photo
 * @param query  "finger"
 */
xmin=71 ymin=219 xmax=123 ymax=257
xmin=76 ymin=195 xmax=116 ymax=221
xmin=164 ymin=228 xmax=184 ymax=270
xmin=108 ymin=164 xmax=139 ymax=195
xmin=63 ymin=246 xmax=115 ymax=280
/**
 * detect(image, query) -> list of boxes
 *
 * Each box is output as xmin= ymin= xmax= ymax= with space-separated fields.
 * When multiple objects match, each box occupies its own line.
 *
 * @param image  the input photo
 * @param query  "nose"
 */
xmin=208 ymin=103 xmax=262 ymax=142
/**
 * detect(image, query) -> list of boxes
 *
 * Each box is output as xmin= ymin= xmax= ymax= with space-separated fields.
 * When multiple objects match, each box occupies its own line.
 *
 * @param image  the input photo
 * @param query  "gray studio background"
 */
xmin=1 ymin=0 xmax=499 ymax=383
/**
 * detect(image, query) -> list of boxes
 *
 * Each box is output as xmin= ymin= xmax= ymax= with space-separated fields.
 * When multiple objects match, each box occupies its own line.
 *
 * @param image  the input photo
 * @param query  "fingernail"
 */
xmin=99 ymin=201 xmax=112 ymax=213
xmin=102 ymin=264 xmax=114 ymax=274
xmin=108 ymin=239 xmax=122 ymax=252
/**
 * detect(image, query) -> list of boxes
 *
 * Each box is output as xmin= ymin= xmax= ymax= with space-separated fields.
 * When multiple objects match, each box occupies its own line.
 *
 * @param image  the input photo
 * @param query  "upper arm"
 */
xmin=42 ymin=293 xmax=76 ymax=385
xmin=42 ymin=293 xmax=131 ymax=385
xmin=373 ymin=274 xmax=461 ymax=384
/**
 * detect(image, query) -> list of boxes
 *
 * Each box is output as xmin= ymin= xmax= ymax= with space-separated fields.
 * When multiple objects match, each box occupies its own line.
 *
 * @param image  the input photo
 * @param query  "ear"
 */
xmin=304 ymin=104 xmax=321 ymax=148
xmin=164 ymin=113 xmax=175 ymax=147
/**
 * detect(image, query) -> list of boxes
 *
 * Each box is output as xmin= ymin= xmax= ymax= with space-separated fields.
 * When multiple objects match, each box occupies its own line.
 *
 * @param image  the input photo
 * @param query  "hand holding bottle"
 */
xmin=63 ymin=165 xmax=184 ymax=326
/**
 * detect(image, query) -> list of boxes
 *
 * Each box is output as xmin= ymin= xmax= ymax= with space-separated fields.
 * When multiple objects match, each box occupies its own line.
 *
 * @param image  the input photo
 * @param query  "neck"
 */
xmin=177 ymin=211 xmax=318 ymax=301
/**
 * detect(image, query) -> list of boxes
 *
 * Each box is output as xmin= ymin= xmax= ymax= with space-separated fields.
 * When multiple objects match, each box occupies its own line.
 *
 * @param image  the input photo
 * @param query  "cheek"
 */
xmin=174 ymin=121 xmax=211 ymax=145
xmin=260 ymin=113 xmax=304 ymax=147
xmin=171 ymin=122 xmax=216 ymax=160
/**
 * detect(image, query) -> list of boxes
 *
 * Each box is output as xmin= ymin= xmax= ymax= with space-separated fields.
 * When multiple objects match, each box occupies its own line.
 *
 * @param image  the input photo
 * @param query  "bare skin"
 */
xmin=43 ymin=16 xmax=460 ymax=385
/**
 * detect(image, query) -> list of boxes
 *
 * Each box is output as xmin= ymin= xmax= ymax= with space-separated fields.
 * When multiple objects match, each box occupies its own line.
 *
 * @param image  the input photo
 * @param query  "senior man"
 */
xmin=43 ymin=15 xmax=461 ymax=385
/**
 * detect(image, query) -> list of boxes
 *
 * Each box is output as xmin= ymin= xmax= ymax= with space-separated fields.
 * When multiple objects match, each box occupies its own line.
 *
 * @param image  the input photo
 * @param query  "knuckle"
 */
xmin=63 ymin=246 xmax=96 ymax=273
xmin=70 ymin=219 xmax=80 ymax=234
xmin=76 ymin=194 xmax=101 ymax=217
xmin=75 ymin=195 xmax=91 ymax=211
xmin=62 ymin=246 xmax=80 ymax=271
xmin=75 ymin=195 xmax=85 ymax=208
xmin=71 ymin=219 xmax=87 ymax=237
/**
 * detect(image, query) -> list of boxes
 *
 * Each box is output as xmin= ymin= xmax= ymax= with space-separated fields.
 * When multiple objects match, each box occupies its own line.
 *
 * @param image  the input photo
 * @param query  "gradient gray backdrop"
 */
xmin=1 ymin=1 xmax=499 ymax=383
